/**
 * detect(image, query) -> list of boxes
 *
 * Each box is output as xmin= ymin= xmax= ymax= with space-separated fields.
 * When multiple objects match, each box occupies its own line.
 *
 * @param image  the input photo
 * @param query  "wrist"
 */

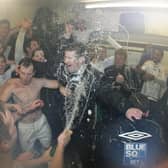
xmin=56 ymin=143 xmax=65 ymax=152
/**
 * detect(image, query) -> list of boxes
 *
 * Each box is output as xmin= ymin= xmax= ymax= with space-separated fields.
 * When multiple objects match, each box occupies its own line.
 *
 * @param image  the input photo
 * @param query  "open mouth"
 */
xmin=66 ymin=64 xmax=72 ymax=69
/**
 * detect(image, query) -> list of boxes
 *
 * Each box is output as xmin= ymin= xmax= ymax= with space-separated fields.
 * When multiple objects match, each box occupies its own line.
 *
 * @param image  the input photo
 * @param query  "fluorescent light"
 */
xmin=85 ymin=2 xmax=168 ymax=9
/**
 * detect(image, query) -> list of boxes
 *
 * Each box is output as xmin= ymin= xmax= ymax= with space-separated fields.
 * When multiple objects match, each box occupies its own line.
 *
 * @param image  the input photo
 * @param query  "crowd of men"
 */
xmin=0 ymin=9 xmax=168 ymax=168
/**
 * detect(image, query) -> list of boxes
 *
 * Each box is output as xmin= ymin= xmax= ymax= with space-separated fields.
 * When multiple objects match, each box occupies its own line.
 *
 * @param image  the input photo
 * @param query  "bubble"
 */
xmin=88 ymin=109 xmax=92 ymax=115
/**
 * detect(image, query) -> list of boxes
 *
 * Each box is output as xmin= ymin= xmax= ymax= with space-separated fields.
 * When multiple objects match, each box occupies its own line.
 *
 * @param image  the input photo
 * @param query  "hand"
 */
xmin=59 ymin=86 xmax=71 ymax=97
xmin=0 ymin=110 xmax=17 ymax=140
xmin=29 ymin=99 xmax=44 ymax=111
xmin=20 ymin=18 xmax=32 ymax=30
xmin=0 ymin=110 xmax=15 ymax=128
xmin=116 ymin=74 xmax=125 ymax=83
xmin=125 ymin=108 xmax=143 ymax=121
xmin=57 ymin=129 xmax=73 ymax=148
xmin=16 ymin=152 xmax=34 ymax=161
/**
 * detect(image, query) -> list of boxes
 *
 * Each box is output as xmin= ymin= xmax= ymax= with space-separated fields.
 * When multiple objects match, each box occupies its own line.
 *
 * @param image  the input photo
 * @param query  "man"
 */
xmin=104 ymin=48 xmax=142 ymax=92
xmin=56 ymin=42 xmax=102 ymax=168
xmin=141 ymin=47 xmax=166 ymax=121
xmin=0 ymin=57 xmax=65 ymax=155
xmin=56 ymin=43 xmax=144 ymax=168
xmin=97 ymin=48 xmax=144 ymax=122
xmin=0 ymin=103 xmax=72 ymax=168
xmin=95 ymin=49 xmax=163 ymax=168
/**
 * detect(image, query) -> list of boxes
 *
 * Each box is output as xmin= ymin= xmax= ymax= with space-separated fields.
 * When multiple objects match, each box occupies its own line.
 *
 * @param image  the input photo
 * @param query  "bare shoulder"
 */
xmin=0 ymin=78 xmax=19 ymax=100
xmin=2 ymin=78 xmax=19 ymax=89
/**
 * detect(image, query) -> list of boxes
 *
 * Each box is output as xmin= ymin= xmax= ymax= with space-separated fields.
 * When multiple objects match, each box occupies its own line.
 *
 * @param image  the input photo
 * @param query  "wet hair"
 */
xmin=64 ymin=42 xmax=88 ymax=59
xmin=18 ymin=57 xmax=34 ymax=70
xmin=0 ymin=19 xmax=10 ymax=27
xmin=115 ymin=48 xmax=127 ymax=59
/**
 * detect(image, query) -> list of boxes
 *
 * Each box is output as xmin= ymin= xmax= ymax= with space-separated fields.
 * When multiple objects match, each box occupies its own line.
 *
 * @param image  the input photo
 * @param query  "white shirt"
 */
xmin=141 ymin=60 xmax=166 ymax=101
xmin=0 ymin=65 xmax=15 ymax=86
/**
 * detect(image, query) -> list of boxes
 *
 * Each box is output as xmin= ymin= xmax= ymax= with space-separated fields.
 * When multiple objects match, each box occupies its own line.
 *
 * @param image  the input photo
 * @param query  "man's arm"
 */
xmin=14 ymin=129 xmax=72 ymax=168
xmin=40 ymin=78 xmax=60 ymax=89
xmin=49 ymin=129 xmax=72 ymax=168
xmin=14 ymin=152 xmax=51 ymax=168
xmin=40 ymin=78 xmax=71 ymax=97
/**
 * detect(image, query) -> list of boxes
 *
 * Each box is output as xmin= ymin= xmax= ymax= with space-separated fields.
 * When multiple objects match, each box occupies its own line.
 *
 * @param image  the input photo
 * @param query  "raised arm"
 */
xmin=49 ymin=129 xmax=72 ymax=168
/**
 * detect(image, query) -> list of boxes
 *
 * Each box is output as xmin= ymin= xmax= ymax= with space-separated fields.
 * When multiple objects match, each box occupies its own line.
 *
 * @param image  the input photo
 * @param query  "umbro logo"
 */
xmin=119 ymin=130 xmax=152 ymax=141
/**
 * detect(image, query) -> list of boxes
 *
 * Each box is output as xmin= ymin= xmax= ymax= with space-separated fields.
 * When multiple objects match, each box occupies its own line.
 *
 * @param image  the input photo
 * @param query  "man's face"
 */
xmin=32 ymin=50 xmax=45 ymax=62
xmin=30 ymin=40 xmax=40 ymax=52
xmin=152 ymin=49 xmax=163 ymax=63
xmin=97 ymin=47 xmax=107 ymax=61
xmin=114 ymin=54 xmax=126 ymax=68
xmin=0 ymin=23 xmax=9 ymax=39
xmin=0 ymin=57 xmax=6 ymax=75
xmin=18 ymin=65 xmax=34 ymax=85
xmin=64 ymin=50 xmax=81 ymax=73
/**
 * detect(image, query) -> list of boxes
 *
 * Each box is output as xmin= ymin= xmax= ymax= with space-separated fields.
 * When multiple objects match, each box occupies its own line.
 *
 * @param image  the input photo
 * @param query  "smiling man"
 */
xmin=0 ymin=57 xmax=64 ymax=156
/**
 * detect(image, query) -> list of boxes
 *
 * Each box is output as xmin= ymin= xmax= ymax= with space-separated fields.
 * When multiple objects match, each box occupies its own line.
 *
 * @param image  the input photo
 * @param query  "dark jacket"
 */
xmin=97 ymin=64 xmax=144 ymax=121
xmin=56 ymin=63 xmax=103 ymax=131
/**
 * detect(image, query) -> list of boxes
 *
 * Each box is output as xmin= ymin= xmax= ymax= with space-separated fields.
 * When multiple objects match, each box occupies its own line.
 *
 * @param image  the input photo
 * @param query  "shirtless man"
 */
xmin=0 ymin=57 xmax=64 ymax=154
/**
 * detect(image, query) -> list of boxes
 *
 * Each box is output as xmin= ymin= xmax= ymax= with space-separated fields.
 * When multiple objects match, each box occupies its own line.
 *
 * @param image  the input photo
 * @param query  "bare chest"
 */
xmin=12 ymin=84 xmax=40 ymax=106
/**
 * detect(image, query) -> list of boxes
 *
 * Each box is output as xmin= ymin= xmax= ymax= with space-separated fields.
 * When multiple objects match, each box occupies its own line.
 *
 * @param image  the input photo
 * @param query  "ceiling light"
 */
xmin=85 ymin=2 xmax=168 ymax=9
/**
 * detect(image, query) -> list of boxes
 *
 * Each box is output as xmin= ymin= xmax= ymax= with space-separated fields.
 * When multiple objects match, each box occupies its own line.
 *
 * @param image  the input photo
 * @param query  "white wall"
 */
xmin=0 ymin=0 xmax=50 ymax=27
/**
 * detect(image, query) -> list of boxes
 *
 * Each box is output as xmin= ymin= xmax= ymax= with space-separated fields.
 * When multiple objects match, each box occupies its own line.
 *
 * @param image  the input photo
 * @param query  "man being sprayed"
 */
xmin=56 ymin=42 xmax=102 ymax=168
xmin=56 ymin=42 xmax=144 ymax=168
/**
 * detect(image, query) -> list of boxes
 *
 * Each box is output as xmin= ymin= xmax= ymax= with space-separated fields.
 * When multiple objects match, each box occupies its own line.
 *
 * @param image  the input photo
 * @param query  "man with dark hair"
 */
xmin=97 ymin=48 xmax=144 ymax=123
xmin=56 ymin=43 xmax=144 ymax=168
xmin=0 ymin=57 xmax=65 ymax=156
xmin=141 ymin=47 xmax=166 ymax=121
xmin=56 ymin=42 xmax=103 ymax=168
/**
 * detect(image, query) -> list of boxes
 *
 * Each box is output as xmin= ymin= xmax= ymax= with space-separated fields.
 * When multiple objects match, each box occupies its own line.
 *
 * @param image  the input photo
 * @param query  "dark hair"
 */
xmin=23 ymin=38 xmax=40 ymax=54
xmin=115 ymin=48 xmax=127 ymax=59
xmin=64 ymin=43 xmax=87 ymax=59
xmin=32 ymin=48 xmax=44 ymax=58
xmin=18 ymin=57 xmax=34 ymax=69
xmin=0 ymin=19 xmax=10 ymax=27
